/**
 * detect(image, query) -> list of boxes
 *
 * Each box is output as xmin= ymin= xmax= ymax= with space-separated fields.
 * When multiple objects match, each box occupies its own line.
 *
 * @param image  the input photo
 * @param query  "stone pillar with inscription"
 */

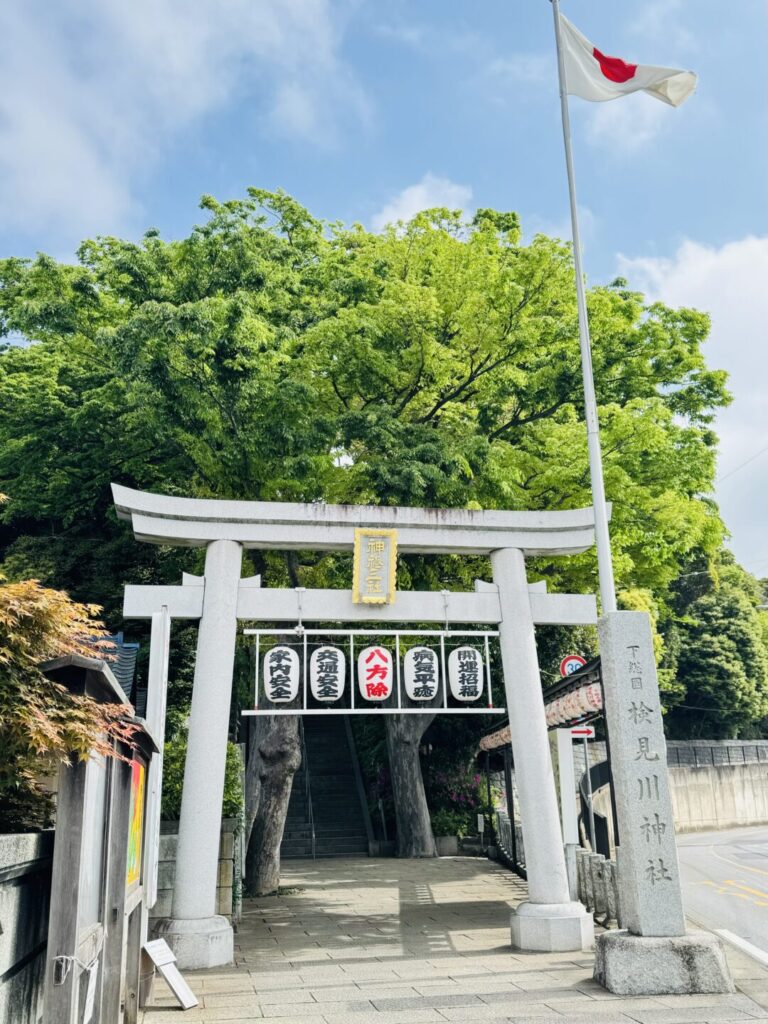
xmin=594 ymin=611 xmax=733 ymax=995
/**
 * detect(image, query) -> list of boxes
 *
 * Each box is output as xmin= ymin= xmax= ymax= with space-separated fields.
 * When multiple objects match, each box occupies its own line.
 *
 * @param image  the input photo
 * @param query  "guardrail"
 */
xmin=298 ymin=719 xmax=316 ymax=859
xmin=579 ymin=760 xmax=612 ymax=858
xmin=495 ymin=811 xmax=526 ymax=879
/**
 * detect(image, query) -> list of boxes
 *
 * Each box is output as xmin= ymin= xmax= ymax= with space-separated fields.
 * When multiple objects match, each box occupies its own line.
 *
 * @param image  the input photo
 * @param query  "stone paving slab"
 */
xmin=142 ymin=857 xmax=768 ymax=1024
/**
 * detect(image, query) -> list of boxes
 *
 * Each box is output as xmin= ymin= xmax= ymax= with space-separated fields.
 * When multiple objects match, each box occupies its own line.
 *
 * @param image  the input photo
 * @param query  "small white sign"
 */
xmin=142 ymin=940 xmax=198 ymax=1010
xmin=263 ymin=646 xmax=300 ymax=703
xmin=358 ymin=646 xmax=393 ymax=702
xmin=403 ymin=646 xmax=439 ymax=701
xmin=477 ymin=813 xmax=485 ymax=833
xmin=448 ymin=646 xmax=484 ymax=702
xmin=143 ymin=938 xmax=176 ymax=967
xmin=310 ymin=646 xmax=345 ymax=702
xmin=570 ymin=725 xmax=595 ymax=739
xmin=82 ymin=960 xmax=98 ymax=1024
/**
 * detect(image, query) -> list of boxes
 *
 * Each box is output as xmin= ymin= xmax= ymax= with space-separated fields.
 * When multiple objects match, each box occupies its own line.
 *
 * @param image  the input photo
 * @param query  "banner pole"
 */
xmin=551 ymin=0 xmax=617 ymax=614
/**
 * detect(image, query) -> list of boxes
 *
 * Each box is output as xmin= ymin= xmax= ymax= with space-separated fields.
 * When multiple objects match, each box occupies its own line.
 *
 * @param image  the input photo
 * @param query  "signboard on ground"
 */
xmin=143 ymin=939 xmax=198 ymax=1010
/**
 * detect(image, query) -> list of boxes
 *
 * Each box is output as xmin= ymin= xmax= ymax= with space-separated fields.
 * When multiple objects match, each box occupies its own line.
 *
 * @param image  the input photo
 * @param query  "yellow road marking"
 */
xmin=697 ymin=876 xmax=768 ymax=907
xmin=711 ymin=847 xmax=768 ymax=880
xmin=727 ymin=881 xmax=768 ymax=901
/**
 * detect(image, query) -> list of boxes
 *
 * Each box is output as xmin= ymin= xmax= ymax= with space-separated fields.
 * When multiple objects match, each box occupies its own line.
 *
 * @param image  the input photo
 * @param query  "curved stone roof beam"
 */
xmin=111 ymin=483 xmax=609 ymax=556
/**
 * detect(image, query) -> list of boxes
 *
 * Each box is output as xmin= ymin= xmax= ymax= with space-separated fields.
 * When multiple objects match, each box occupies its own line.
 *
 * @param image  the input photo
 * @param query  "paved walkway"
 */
xmin=143 ymin=857 xmax=768 ymax=1024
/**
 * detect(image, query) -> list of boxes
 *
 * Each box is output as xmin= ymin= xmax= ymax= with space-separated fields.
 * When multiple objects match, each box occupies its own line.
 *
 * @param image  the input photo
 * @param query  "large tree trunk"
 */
xmin=245 ymin=714 xmax=301 ymax=895
xmin=385 ymin=713 xmax=437 ymax=857
xmin=244 ymin=713 xmax=272 ymax=849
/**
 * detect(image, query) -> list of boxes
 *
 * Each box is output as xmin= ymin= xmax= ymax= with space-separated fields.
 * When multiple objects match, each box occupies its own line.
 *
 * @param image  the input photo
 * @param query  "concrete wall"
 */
xmin=592 ymin=762 xmax=768 ymax=837
xmin=0 ymin=832 xmax=53 ymax=1024
xmin=150 ymin=819 xmax=237 ymax=928
xmin=669 ymin=762 xmax=768 ymax=832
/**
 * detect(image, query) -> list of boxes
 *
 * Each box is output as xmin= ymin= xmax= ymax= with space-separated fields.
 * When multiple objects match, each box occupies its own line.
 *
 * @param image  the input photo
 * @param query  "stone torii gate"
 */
xmin=116 ymin=484 xmax=603 ymax=968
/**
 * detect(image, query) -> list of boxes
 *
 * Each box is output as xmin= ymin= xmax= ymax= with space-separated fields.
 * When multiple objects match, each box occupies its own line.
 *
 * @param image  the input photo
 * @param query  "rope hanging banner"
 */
xmin=242 ymin=628 xmax=504 ymax=716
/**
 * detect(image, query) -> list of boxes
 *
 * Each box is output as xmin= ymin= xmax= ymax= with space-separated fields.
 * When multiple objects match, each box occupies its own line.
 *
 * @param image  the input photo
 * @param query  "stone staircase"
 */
xmin=281 ymin=716 xmax=372 ymax=859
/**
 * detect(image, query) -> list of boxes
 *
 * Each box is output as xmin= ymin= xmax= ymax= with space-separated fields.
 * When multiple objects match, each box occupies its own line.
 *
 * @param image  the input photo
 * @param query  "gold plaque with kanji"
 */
xmin=352 ymin=528 xmax=397 ymax=605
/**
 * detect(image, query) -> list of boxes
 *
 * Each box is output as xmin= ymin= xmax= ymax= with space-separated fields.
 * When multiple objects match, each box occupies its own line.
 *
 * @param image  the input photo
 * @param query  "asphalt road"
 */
xmin=678 ymin=825 xmax=768 ymax=959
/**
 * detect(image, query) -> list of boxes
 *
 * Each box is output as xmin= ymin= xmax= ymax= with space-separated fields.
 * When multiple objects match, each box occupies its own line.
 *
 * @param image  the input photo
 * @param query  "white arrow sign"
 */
xmin=569 ymin=725 xmax=595 ymax=739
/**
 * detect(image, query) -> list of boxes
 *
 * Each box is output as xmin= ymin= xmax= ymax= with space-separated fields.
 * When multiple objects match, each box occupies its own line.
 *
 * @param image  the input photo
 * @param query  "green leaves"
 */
xmin=670 ymin=554 xmax=768 ymax=737
xmin=0 ymin=188 xmax=747 ymax=729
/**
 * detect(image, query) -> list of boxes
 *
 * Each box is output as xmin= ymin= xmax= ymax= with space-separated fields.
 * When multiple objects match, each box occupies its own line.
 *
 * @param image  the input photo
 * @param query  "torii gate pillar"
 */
xmin=492 ymin=547 xmax=593 ymax=950
xmin=155 ymin=540 xmax=242 ymax=968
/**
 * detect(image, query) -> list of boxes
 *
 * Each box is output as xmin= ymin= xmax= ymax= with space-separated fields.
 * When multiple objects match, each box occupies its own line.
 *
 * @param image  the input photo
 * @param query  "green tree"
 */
xmin=666 ymin=553 xmax=768 ymax=737
xmin=0 ymin=190 xmax=734 ymax=858
xmin=0 ymin=196 xmax=728 ymax=606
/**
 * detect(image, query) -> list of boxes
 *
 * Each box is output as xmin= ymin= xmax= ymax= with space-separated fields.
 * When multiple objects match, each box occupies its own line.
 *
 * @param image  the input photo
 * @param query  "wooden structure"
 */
xmin=41 ymin=655 xmax=158 ymax=1024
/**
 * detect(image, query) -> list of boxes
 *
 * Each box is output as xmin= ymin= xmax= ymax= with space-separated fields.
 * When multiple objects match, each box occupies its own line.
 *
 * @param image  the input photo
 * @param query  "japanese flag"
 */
xmin=560 ymin=15 xmax=697 ymax=107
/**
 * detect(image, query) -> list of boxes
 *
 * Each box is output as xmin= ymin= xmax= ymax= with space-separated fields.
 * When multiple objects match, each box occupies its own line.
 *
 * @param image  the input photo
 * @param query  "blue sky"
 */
xmin=1 ymin=0 xmax=766 ymax=571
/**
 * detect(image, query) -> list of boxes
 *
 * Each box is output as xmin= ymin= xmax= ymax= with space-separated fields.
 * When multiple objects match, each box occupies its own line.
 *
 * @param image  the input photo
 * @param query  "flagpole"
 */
xmin=550 ymin=0 xmax=617 ymax=614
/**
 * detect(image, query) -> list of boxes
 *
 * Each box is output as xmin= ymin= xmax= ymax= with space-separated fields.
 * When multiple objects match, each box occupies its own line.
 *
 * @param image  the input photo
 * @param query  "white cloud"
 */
xmin=581 ymin=0 xmax=698 ymax=156
xmin=374 ymin=21 xmax=484 ymax=59
xmin=629 ymin=0 xmax=696 ymax=53
xmin=485 ymin=54 xmax=551 ymax=87
xmin=0 ymin=0 xmax=366 ymax=242
xmin=619 ymin=237 xmax=768 ymax=570
xmin=371 ymin=174 xmax=473 ymax=232
xmin=524 ymin=205 xmax=597 ymax=247
xmin=585 ymin=93 xmax=668 ymax=156
xmin=374 ymin=23 xmax=429 ymax=49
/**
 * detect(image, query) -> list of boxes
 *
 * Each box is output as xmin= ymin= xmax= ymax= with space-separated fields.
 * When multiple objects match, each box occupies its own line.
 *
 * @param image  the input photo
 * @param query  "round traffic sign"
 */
xmin=559 ymin=654 xmax=587 ymax=677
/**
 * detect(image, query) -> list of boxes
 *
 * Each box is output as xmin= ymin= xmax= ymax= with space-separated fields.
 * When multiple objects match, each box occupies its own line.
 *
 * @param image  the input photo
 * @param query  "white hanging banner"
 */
xmin=358 ymin=646 xmax=393 ymax=702
xmin=310 ymin=646 xmax=346 ymax=702
xmin=448 ymin=646 xmax=484 ymax=702
xmin=403 ymin=646 xmax=439 ymax=701
xmin=263 ymin=646 xmax=300 ymax=703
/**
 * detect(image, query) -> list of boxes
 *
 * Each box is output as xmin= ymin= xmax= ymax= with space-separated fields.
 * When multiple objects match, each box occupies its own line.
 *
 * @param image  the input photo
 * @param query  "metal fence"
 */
xmin=495 ymin=811 xmax=526 ymax=878
xmin=666 ymin=742 xmax=768 ymax=767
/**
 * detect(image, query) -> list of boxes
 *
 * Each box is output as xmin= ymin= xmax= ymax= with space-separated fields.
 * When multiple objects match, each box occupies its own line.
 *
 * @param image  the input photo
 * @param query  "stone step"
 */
xmin=282 ymin=843 xmax=369 ymax=860
xmin=281 ymin=716 xmax=369 ymax=860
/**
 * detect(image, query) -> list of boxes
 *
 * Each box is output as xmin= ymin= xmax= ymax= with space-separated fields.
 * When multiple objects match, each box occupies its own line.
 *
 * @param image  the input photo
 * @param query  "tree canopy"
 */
xmin=0 ymin=187 xmax=763 ymax=736
xmin=663 ymin=552 xmax=768 ymax=737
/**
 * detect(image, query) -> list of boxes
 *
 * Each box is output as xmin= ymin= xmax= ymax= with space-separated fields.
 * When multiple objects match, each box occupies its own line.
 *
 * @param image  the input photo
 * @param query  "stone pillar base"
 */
xmin=594 ymin=930 xmax=734 ymax=995
xmin=510 ymin=901 xmax=594 ymax=952
xmin=153 ymin=915 xmax=233 ymax=970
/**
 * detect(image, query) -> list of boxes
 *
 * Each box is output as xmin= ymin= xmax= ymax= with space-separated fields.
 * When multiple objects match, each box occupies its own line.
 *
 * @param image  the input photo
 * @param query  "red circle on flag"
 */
xmin=593 ymin=47 xmax=638 ymax=83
